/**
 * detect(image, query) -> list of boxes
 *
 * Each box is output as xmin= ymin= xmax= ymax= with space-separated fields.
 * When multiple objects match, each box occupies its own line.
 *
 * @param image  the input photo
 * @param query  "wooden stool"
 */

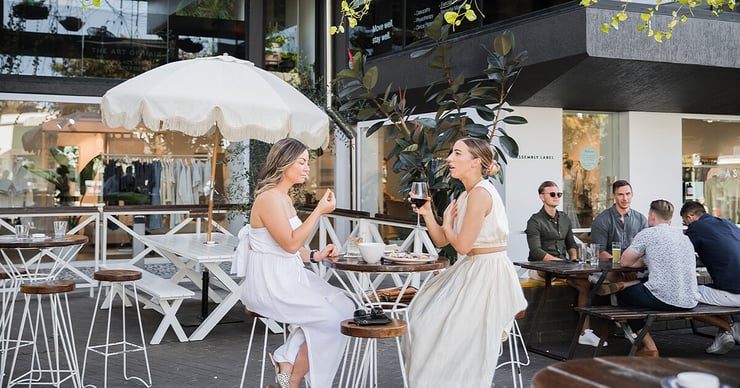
xmin=496 ymin=310 xmax=529 ymax=388
xmin=81 ymin=270 xmax=152 ymax=387
xmin=6 ymin=280 xmax=81 ymax=387
xmin=339 ymin=319 xmax=408 ymax=388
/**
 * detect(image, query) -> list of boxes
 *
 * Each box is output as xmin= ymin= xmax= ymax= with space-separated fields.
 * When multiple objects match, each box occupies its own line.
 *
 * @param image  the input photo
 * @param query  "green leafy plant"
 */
xmin=334 ymin=16 xmax=527 ymax=261
xmin=581 ymin=0 xmax=736 ymax=42
xmin=335 ymin=15 xmax=527 ymax=216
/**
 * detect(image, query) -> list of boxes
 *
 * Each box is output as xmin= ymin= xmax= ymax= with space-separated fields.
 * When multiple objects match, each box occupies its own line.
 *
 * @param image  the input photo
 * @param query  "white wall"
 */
xmin=621 ymin=112 xmax=684 ymax=225
xmin=505 ymin=106 xmax=564 ymax=262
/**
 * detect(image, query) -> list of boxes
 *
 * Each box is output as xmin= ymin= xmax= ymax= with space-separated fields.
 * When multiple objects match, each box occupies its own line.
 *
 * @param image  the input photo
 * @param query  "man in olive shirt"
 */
xmin=526 ymin=181 xmax=578 ymax=264
xmin=526 ymin=181 xmax=606 ymax=346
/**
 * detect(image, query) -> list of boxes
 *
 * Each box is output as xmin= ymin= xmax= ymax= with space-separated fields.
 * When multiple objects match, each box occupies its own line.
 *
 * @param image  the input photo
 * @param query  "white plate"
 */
xmin=660 ymin=376 xmax=730 ymax=388
xmin=382 ymin=252 xmax=437 ymax=264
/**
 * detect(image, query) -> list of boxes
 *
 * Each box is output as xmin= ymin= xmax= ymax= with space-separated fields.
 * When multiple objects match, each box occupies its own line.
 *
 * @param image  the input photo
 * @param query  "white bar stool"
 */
xmin=339 ymin=318 xmax=408 ymax=388
xmin=238 ymin=309 xmax=288 ymax=388
xmin=6 ymin=279 xmax=81 ymax=387
xmin=495 ymin=310 xmax=529 ymax=388
xmin=81 ymin=269 xmax=152 ymax=387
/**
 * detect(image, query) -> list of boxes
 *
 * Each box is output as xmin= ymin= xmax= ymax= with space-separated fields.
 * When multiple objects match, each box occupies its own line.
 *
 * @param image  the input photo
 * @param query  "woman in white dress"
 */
xmin=234 ymin=138 xmax=354 ymax=388
xmin=405 ymin=137 xmax=528 ymax=388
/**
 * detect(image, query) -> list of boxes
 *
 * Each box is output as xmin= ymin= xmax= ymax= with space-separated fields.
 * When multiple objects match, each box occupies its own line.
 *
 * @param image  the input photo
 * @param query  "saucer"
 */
xmin=660 ymin=376 xmax=729 ymax=388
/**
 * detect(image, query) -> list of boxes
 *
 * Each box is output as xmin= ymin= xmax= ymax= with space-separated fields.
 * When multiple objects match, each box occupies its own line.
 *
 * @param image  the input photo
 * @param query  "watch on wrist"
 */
xmin=309 ymin=250 xmax=318 ymax=263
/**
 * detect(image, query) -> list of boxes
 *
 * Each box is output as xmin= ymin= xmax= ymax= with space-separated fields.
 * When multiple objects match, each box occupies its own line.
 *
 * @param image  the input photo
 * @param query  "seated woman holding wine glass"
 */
xmin=403 ymin=137 xmax=527 ymax=387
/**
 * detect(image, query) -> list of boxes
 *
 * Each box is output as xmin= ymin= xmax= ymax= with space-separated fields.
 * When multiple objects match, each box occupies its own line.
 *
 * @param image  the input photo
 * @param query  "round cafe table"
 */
xmin=0 ymin=234 xmax=89 ymax=281
xmin=322 ymin=256 xmax=449 ymax=312
xmin=532 ymin=356 xmax=740 ymax=387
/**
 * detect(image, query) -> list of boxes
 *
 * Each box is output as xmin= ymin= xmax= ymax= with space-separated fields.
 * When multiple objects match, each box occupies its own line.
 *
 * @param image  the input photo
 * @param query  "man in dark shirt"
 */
xmin=680 ymin=201 xmax=740 ymax=354
xmin=526 ymin=181 xmax=578 ymax=263
xmin=526 ymin=181 xmax=606 ymax=347
xmin=591 ymin=180 xmax=648 ymax=260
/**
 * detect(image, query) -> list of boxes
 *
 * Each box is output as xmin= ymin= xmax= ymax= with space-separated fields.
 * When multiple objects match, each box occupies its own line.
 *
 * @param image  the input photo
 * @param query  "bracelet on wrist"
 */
xmin=309 ymin=249 xmax=319 ymax=263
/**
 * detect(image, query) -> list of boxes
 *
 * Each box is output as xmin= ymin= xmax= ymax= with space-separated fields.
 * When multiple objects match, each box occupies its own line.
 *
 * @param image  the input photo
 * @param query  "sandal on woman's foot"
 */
xmin=268 ymin=352 xmax=290 ymax=388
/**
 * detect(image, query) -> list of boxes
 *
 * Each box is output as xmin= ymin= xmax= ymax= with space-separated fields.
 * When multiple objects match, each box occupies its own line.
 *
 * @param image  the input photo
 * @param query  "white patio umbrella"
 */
xmin=102 ymin=54 xmax=330 ymax=241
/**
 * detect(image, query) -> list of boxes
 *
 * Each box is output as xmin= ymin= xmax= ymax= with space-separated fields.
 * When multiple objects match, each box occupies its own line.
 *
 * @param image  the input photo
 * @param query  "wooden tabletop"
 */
xmin=323 ymin=256 xmax=449 ymax=273
xmin=532 ymin=356 xmax=740 ymax=387
xmin=0 ymin=234 xmax=88 ymax=249
xmin=515 ymin=260 xmax=644 ymax=275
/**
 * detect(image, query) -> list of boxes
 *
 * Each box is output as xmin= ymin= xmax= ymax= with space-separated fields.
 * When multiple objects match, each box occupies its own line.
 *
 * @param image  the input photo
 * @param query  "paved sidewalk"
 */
xmin=4 ymin=270 xmax=740 ymax=387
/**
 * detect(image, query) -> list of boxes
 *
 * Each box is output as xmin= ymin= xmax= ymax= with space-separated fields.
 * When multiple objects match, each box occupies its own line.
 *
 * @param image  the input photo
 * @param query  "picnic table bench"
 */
xmin=569 ymin=304 xmax=740 ymax=358
xmin=104 ymin=264 xmax=195 ymax=344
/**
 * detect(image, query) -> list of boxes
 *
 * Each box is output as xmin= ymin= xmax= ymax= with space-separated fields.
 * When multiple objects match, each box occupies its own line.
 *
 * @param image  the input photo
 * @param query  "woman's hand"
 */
xmin=410 ymin=195 xmax=433 ymax=217
xmin=442 ymin=199 xmax=458 ymax=229
xmin=316 ymin=244 xmax=338 ymax=262
xmin=315 ymin=189 xmax=337 ymax=215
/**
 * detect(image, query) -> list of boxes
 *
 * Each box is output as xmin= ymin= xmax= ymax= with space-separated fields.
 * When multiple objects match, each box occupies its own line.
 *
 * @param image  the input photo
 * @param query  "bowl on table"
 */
xmin=358 ymin=242 xmax=385 ymax=264
xmin=676 ymin=372 xmax=719 ymax=388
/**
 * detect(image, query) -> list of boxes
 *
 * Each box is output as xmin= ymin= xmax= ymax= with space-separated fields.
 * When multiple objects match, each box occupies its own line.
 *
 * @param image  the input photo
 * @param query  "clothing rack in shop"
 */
xmin=101 ymin=153 xmax=212 ymax=160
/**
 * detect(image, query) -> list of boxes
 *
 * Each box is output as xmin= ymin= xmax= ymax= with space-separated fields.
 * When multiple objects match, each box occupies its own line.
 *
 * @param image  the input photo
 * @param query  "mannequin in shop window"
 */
xmin=562 ymin=159 xmax=580 ymax=228
xmin=55 ymin=165 xmax=73 ymax=206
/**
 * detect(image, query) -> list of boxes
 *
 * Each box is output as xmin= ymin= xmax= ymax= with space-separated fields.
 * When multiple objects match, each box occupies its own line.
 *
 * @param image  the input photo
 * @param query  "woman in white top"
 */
xmin=235 ymin=138 xmax=354 ymax=388
xmin=405 ymin=137 xmax=527 ymax=388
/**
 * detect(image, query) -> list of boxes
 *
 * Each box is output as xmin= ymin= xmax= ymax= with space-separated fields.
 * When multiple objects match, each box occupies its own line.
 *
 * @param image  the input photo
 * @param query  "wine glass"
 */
xmin=409 ymin=182 xmax=429 ymax=228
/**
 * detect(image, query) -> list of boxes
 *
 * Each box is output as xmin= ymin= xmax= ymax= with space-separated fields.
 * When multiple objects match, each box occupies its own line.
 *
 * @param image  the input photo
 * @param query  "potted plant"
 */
xmin=12 ymin=0 xmax=50 ymax=20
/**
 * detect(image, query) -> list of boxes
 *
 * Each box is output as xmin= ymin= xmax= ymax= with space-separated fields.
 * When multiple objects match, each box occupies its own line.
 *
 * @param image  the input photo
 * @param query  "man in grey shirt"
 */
xmin=591 ymin=180 xmax=648 ymax=260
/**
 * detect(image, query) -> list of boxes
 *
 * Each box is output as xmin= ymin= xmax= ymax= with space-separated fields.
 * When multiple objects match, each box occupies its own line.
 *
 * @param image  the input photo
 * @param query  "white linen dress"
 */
xmin=404 ymin=180 xmax=528 ymax=388
xmin=235 ymin=216 xmax=354 ymax=388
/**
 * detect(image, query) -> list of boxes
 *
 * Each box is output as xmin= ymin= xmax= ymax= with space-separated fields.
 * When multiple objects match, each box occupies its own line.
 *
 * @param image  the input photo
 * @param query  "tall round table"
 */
xmin=532 ymin=356 xmax=740 ymax=387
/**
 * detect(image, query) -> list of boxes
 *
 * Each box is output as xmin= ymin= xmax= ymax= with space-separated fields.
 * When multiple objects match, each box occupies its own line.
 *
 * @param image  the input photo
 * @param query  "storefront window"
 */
xmin=682 ymin=119 xmax=740 ymax=223
xmin=1 ymin=0 xmax=245 ymax=78
xmin=264 ymin=0 xmax=298 ymax=73
xmin=562 ymin=112 xmax=619 ymax=229
xmin=0 ymin=98 xmax=225 ymax=208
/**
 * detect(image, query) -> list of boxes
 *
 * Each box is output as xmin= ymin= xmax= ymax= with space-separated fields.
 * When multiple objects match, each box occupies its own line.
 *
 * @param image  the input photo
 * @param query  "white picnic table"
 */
xmin=141 ymin=232 xmax=243 ymax=341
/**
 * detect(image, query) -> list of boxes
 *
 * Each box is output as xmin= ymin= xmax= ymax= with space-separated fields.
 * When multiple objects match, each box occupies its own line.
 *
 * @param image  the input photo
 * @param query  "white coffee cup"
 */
xmin=676 ymin=371 xmax=719 ymax=388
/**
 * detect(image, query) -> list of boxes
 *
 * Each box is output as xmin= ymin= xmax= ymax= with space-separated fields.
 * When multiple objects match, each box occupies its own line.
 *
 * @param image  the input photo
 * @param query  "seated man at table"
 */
xmin=591 ymin=180 xmax=648 ymax=262
xmin=680 ymin=200 xmax=740 ymax=355
xmin=604 ymin=199 xmax=699 ymax=357
xmin=526 ymin=180 xmax=606 ymax=347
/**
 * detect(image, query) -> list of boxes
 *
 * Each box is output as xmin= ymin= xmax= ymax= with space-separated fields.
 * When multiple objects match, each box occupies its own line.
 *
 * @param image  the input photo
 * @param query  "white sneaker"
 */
xmin=579 ymin=329 xmax=608 ymax=347
xmin=731 ymin=322 xmax=740 ymax=344
xmin=706 ymin=331 xmax=735 ymax=355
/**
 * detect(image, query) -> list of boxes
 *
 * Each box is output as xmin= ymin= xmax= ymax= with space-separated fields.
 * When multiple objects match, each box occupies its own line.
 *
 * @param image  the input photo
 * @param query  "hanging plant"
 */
xmin=12 ymin=1 xmax=50 ymax=20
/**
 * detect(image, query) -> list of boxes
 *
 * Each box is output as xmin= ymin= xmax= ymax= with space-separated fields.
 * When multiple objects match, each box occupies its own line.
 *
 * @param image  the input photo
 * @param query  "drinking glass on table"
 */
xmin=611 ymin=242 xmax=622 ymax=264
xmin=409 ymin=182 xmax=430 ymax=228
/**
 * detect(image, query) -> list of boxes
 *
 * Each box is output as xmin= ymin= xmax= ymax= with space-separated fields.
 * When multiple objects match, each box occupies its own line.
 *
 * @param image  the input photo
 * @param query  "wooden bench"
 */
xmin=103 ymin=264 xmax=195 ymax=344
xmin=569 ymin=304 xmax=740 ymax=358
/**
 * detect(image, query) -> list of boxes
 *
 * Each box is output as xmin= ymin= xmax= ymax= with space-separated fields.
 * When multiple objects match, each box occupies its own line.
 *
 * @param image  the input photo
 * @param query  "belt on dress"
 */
xmin=467 ymin=246 xmax=506 ymax=256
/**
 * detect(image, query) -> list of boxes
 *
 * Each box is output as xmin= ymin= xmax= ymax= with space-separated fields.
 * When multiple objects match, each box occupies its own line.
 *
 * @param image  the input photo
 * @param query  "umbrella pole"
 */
xmin=206 ymin=126 xmax=219 ymax=242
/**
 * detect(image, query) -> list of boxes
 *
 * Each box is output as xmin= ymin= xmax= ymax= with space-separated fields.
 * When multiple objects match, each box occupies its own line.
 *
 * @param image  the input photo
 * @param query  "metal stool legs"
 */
xmin=7 ymin=280 xmax=81 ymax=387
xmin=239 ymin=313 xmax=270 ymax=388
xmin=82 ymin=270 xmax=152 ymax=387
xmin=496 ymin=319 xmax=530 ymax=388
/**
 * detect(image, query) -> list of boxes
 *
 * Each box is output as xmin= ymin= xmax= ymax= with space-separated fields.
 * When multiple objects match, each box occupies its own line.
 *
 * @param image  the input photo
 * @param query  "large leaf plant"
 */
xmin=334 ymin=15 xmax=528 ymax=225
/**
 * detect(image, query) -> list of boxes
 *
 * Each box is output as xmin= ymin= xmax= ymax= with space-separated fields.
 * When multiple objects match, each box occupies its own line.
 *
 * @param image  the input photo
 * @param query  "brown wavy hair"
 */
xmin=254 ymin=138 xmax=308 ymax=196
xmin=457 ymin=137 xmax=498 ymax=176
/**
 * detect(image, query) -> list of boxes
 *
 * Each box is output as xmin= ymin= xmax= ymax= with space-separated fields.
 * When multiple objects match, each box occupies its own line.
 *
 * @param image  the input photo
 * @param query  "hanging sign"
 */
xmin=580 ymin=146 xmax=599 ymax=171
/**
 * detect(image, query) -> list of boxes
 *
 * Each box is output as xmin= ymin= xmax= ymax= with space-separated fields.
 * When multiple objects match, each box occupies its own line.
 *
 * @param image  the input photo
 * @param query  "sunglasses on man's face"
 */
xmin=545 ymin=192 xmax=563 ymax=198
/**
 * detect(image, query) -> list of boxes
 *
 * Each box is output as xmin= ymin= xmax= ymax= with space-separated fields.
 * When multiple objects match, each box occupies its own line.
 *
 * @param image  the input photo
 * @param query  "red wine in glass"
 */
xmin=409 ymin=182 xmax=429 ymax=227
xmin=409 ymin=198 xmax=428 ymax=208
